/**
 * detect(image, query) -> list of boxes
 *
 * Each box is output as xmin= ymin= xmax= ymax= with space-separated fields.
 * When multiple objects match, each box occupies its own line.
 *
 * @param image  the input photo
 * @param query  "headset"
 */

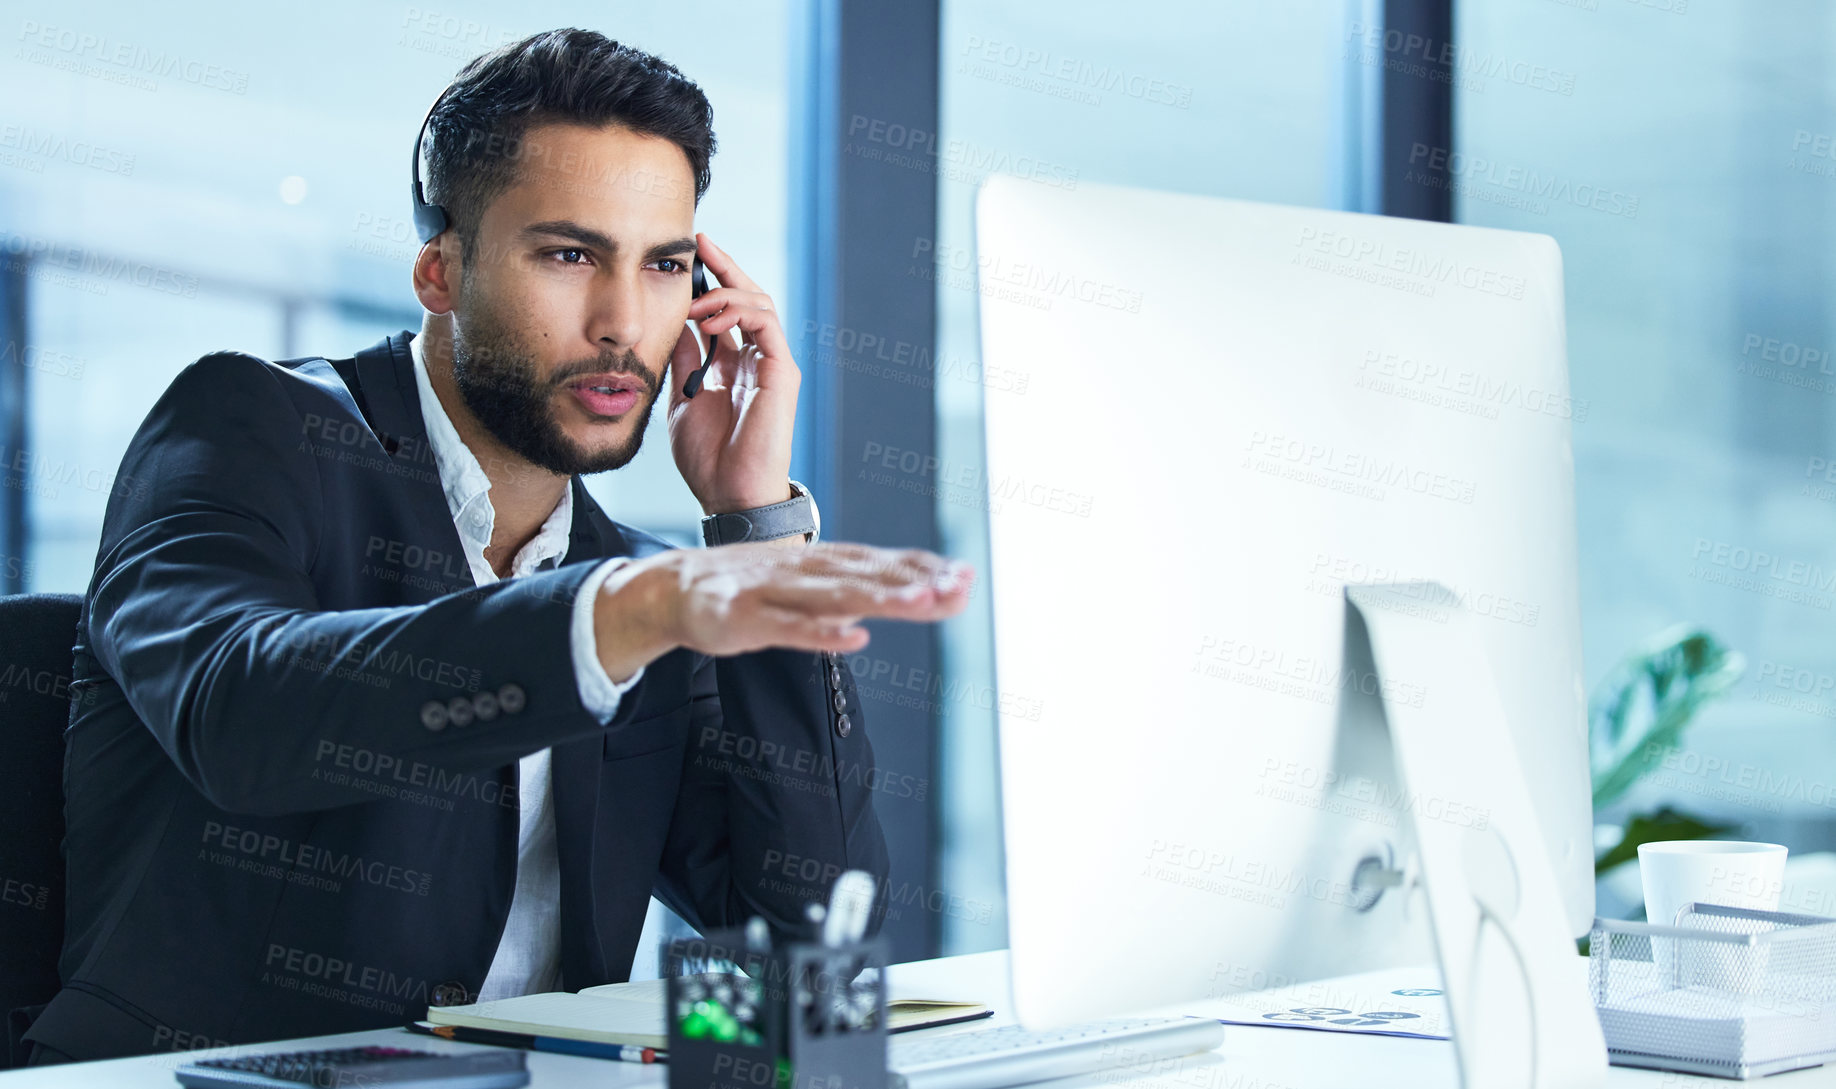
xmin=409 ymin=85 xmax=720 ymax=398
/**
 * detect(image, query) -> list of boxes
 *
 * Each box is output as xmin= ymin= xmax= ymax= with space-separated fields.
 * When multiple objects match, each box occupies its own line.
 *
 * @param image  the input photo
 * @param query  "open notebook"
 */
xmin=424 ymin=976 xmax=991 ymax=1048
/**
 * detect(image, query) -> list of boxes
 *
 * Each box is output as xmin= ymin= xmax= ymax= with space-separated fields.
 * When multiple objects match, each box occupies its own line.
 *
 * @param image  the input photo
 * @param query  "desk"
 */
xmin=4 ymin=951 xmax=1832 ymax=1088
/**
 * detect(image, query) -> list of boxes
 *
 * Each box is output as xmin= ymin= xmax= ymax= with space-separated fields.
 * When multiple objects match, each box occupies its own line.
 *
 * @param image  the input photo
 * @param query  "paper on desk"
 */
xmin=426 ymin=990 xmax=667 ymax=1048
xmin=580 ymin=974 xmax=992 ymax=1033
xmin=1188 ymin=965 xmax=1450 ymax=1040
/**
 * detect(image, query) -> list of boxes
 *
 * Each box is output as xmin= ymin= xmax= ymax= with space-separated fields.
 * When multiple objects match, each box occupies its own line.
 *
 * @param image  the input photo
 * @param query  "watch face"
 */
xmin=789 ymin=480 xmax=819 ymax=543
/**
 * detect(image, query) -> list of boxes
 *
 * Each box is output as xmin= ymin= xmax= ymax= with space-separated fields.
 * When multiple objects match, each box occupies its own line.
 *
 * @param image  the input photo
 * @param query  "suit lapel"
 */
xmin=336 ymin=333 xmax=474 ymax=602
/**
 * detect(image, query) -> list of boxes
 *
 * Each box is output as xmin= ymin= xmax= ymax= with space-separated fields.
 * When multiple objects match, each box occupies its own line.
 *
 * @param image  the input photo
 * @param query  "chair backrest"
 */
xmin=0 ymin=592 xmax=81 ymax=1063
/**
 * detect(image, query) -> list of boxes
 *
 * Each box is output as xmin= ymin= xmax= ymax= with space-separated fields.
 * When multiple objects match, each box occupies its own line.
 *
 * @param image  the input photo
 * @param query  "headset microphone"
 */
xmin=682 ymin=259 xmax=717 ymax=398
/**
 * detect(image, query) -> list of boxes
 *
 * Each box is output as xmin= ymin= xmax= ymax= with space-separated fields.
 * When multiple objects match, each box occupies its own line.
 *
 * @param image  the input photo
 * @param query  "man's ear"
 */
xmin=412 ymin=235 xmax=461 ymax=315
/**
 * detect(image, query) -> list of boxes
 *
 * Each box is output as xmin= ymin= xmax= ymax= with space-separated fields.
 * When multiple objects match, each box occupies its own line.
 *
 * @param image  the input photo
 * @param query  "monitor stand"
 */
xmin=1342 ymin=584 xmax=1607 ymax=1089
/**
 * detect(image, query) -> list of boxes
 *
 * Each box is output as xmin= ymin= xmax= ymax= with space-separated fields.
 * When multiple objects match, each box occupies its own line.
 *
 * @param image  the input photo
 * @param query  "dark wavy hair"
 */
xmin=421 ymin=28 xmax=716 ymax=260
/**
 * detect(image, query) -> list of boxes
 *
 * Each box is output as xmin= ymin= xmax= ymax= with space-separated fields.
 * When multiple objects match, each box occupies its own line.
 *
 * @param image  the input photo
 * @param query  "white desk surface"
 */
xmin=3 ymin=949 xmax=1831 ymax=1088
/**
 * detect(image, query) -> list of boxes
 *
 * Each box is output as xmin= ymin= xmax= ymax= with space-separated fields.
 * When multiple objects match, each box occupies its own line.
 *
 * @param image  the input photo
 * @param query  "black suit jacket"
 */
xmin=22 ymin=332 xmax=887 ymax=1062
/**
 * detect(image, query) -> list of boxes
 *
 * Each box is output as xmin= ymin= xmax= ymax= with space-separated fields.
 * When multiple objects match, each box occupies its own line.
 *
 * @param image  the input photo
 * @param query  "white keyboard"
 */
xmin=887 ymin=1016 xmax=1226 ymax=1089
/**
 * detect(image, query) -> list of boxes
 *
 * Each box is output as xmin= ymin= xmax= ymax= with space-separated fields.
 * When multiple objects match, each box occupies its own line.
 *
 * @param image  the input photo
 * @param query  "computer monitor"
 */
xmin=974 ymin=177 xmax=1592 ymax=1031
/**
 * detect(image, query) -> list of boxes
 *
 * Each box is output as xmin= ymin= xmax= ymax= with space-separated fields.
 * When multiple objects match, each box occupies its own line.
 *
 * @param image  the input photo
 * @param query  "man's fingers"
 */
xmin=687 ymin=287 xmax=774 ymax=321
xmin=798 ymin=543 xmax=968 ymax=594
xmin=695 ymin=294 xmax=787 ymax=342
xmin=697 ymin=232 xmax=762 ymax=294
xmin=733 ymin=541 xmax=896 ymax=581
xmin=746 ymin=605 xmax=869 ymax=655
xmin=756 ymin=572 xmax=955 ymax=621
xmin=694 ymin=298 xmax=795 ymax=387
xmin=703 ymin=543 xmax=974 ymax=627
xmin=793 ymin=541 xmax=880 ymax=566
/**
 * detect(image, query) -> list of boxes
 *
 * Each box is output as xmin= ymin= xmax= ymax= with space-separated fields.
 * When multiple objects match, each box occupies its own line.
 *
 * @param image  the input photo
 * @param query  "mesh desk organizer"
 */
xmin=1590 ymin=903 xmax=1836 ymax=1078
xmin=663 ymin=928 xmax=889 ymax=1089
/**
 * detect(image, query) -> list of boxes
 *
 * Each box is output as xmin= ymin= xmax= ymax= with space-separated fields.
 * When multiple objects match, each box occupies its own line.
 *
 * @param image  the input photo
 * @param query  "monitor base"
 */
xmin=1345 ymin=583 xmax=1608 ymax=1089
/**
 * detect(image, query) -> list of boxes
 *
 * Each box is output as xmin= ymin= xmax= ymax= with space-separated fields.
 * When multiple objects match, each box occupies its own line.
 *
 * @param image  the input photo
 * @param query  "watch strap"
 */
xmin=701 ymin=481 xmax=818 ymax=546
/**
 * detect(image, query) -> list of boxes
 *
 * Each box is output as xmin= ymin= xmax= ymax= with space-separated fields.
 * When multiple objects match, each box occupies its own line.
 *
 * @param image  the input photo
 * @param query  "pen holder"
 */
xmin=664 ymin=929 xmax=889 ymax=1089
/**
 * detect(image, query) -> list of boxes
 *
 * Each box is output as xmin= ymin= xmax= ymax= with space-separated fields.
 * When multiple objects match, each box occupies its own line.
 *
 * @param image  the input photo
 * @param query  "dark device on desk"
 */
xmin=408 ymin=82 xmax=721 ymax=397
xmin=174 ymin=1045 xmax=528 ymax=1089
xmin=665 ymin=928 xmax=889 ymax=1089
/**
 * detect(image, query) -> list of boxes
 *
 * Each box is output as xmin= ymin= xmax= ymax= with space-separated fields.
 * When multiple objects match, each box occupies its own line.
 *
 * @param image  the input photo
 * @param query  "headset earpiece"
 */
xmin=410 ymin=86 xmax=452 ymax=244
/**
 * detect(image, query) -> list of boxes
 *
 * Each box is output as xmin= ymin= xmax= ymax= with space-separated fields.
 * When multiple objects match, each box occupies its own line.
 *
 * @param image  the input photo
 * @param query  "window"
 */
xmin=1454 ymin=0 xmax=1836 ymax=914
xmin=2 ymin=1 xmax=794 ymax=588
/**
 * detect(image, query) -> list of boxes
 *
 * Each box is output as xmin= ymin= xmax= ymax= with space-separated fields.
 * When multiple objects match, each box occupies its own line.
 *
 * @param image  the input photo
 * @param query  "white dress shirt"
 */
xmin=408 ymin=333 xmax=644 ymax=1000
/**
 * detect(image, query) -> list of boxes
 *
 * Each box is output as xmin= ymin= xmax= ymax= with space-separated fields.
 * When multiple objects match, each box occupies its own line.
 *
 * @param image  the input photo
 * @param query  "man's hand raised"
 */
xmin=666 ymin=234 xmax=800 ymax=517
xmin=592 ymin=542 xmax=974 ymax=683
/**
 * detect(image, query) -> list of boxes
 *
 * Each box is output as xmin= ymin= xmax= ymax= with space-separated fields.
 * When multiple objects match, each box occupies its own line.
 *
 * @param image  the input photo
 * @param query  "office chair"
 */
xmin=0 ymin=593 xmax=80 ymax=1069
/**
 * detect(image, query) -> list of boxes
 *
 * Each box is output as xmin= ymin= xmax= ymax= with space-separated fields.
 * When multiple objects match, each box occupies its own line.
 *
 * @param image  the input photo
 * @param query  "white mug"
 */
xmin=1638 ymin=840 xmax=1786 ymax=989
xmin=1638 ymin=840 xmax=1787 ymax=926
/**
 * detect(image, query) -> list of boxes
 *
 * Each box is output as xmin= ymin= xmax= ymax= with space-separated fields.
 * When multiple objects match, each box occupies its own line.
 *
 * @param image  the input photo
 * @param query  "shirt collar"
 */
xmin=409 ymin=332 xmax=574 ymax=579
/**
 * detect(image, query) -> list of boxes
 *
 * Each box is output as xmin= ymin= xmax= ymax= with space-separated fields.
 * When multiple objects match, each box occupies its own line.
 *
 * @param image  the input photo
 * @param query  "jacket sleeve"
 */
xmin=652 ymin=645 xmax=892 ymax=942
xmin=85 ymin=351 xmax=646 ymax=816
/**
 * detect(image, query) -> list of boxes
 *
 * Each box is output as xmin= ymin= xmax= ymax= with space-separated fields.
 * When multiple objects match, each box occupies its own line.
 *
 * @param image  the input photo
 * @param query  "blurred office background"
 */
xmin=2 ymin=0 xmax=1833 ymax=958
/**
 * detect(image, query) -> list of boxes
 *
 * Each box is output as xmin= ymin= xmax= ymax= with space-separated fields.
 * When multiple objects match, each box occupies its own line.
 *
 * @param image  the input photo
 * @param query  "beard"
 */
xmin=449 ymin=290 xmax=663 ymax=476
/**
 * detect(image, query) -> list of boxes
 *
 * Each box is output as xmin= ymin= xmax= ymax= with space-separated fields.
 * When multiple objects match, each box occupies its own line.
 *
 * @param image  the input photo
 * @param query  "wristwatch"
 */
xmin=700 ymin=480 xmax=820 ymax=546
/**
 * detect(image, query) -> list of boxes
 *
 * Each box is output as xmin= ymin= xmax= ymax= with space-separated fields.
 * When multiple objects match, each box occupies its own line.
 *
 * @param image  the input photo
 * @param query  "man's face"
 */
xmin=447 ymin=121 xmax=698 ymax=475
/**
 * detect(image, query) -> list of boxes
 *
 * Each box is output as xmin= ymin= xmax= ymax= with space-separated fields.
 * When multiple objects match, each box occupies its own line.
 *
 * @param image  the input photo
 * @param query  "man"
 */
xmin=19 ymin=28 xmax=969 ymax=1065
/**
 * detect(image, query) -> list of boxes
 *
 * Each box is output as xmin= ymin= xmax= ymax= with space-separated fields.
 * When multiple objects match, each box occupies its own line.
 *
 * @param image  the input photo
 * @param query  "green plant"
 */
xmin=1589 ymin=624 xmax=1745 ymax=876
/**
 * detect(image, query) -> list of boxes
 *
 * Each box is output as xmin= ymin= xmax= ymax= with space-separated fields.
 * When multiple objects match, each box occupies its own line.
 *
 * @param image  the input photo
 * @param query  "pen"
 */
xmin=408 ymin=1020 xmax=666 ymax=1063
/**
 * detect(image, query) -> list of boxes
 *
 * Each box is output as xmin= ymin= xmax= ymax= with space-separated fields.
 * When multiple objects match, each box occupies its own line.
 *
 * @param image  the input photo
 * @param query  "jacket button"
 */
xmin=420 ymin=701 xmax=448 ymax=731
xmin=430 ymin=981 xmax=470 ymax=1007
xmin=836 ymin=713 xmax=852 ymax=738
xmin=829 ymin=664 xmax=843 ymax=688
xmin=446 ymin=697 xmax=474 ymax=728
xmin=498 ymin=683 xmax=526 ymax=713
xmin=832 ymin=691 xmax=847 ymax=714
